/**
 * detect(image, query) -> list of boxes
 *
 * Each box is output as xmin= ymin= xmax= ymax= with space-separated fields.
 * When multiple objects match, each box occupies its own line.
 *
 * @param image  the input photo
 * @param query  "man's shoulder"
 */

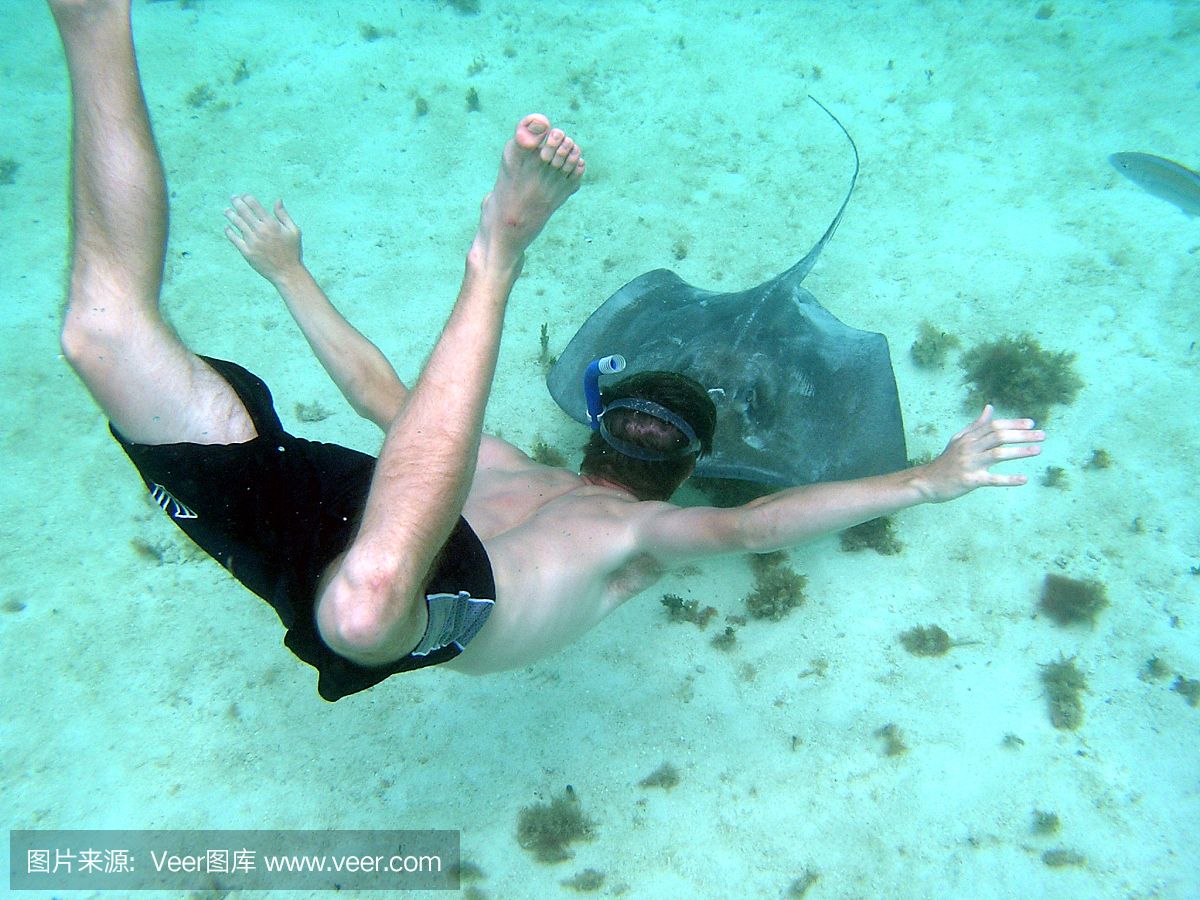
xmin=618 ymin=499 xmax=745 ymax=565
xmin=477 ymin=434 xmax=538 ymax=471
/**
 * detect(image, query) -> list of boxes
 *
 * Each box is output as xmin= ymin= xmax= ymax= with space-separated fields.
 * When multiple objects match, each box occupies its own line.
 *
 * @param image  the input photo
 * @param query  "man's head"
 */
xmin=580 ymin=370 xmax=716 ymax=501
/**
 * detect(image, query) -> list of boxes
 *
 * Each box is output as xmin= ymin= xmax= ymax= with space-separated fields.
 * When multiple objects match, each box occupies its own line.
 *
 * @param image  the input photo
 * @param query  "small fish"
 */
xmin=1109 ymin=151 xmax=1200 ymax=217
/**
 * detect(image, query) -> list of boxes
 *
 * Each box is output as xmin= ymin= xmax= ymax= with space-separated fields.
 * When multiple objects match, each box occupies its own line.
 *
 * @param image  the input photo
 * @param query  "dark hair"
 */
xmin=580 ymin=370 xmax=716 ymax=501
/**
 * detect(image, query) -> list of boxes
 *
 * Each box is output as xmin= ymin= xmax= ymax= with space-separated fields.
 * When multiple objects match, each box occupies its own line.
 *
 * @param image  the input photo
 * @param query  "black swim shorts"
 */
xmin=111 ymin=356 xmax=496 ymax=701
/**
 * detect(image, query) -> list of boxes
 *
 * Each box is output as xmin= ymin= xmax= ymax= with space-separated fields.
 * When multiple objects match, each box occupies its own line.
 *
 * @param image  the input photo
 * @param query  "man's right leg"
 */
xmin=51 ymin=0 xmax=255 ymax=447
xmin=315 ymin=115 xmax=585 ymax=666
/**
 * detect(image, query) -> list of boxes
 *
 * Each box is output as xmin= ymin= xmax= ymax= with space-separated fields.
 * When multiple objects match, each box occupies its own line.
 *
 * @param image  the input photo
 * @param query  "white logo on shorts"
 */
xmin=150 ymin=483 xmax=198 ymax=520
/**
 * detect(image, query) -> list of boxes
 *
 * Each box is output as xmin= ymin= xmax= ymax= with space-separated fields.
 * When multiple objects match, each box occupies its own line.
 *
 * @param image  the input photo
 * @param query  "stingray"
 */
xmin=547 ymin=99 xmax=907 ymax=487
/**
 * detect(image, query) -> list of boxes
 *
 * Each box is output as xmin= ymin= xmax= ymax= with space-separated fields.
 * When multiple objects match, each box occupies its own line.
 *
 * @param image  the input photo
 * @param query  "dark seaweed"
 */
xmin=1039 ymin=574 xmax=1109 ymax=626
xmin=959 ymin=333 xmax=1082 ymax=421
xmin=898 ymin=625 xmax=951 ymax=657
xmin=840 ymin=516 xmax=902 ymax=555
xmin=1039 ymin=656 xmax=1087 ymax=730
xmin=910 ymin=320 xmax=961 ymax=368
xmin=516 ymin=786 xmax=594 ymax=863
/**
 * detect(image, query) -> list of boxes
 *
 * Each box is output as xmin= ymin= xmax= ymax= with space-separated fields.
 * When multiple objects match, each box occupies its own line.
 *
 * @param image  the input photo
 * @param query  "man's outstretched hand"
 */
xmin=918 ymin=405 xmax=1046 ymax=503
xmin=224 ymin=194 xmax=303 ymax=286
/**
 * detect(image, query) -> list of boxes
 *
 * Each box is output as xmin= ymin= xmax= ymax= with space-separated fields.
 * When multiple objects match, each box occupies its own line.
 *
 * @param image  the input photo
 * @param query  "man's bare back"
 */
xmin=452 ymin=438 xmax=666 ymax=672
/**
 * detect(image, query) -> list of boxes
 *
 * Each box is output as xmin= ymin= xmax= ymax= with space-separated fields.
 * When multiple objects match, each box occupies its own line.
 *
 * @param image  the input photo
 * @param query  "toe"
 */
xmin=564 ymin=144 xmax=582 ymax=168
xmin=515 ymin=113 xmax=550 ymax=150
xmin=550 ymin=138 xmax=575 ymax=169
xmin=539 ymin=129 xmax=566 ymax=162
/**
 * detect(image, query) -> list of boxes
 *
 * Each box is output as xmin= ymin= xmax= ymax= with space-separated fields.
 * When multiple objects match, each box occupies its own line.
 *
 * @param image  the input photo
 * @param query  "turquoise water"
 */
xmin=2 ymin=1 xmax=1197 ymax=897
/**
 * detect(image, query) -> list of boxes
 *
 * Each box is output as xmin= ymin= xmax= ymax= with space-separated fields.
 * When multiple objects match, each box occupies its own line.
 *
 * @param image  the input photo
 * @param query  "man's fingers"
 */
xmin=223 ymin=206 xmax=247 ymax=234
xmin=987 ymin=427 xmax=1046 ymax=448
xmin=223 ymin=225 xmax=248 ymax=254
xmin=228 ymin=194 xmax=271 ymax=233
xmin=990 ymin=417 xmax=1038 ymax=432
xmin=989 ymin=444 xmax=1042 ymax=464
xmin=275 ymin=199 xmax=297 ymax=230
xmin=229 ymin=195 xmax=257 ymax=224
xmin=986 ymin=472 xmax=1029 ymax=487
xmin=962 ymin=408 xmax=1041 ymax=438
xmin=244 ymin=194 xmax=271 ymax=220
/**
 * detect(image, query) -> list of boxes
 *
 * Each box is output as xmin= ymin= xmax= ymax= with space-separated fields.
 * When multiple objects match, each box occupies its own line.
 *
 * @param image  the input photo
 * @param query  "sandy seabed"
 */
xmin=2 ymin=1 xmax=1197 ymax=898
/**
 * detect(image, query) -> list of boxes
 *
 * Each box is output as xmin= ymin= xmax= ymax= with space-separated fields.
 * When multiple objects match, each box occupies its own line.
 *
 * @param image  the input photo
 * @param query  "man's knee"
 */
xmin=315 ymin=567 xmax=426 ymax=667
xmin=57 ymin=274 xmax=160 ymax=373
xmin=58 ymin=298 xmax=133 ymax=380
xmin=59 ymin=308 xmax=109 ymax=374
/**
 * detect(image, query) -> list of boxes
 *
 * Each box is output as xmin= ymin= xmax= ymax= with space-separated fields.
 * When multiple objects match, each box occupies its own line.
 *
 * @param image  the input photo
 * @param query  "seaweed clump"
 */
xmin=874 ymin=723 xmax=908 ymax=756
xmin=295 ymin=400 xmax=333 ymax=423
xmin=910 ymin=320 xmax=961 ymax=368
xmin=1039 ymin=656 xmax=1087 ymax=730
xmin=1039 ymin=574 xmax=1109 ymax=626
xmin=530 ymin=438 xmax=567 ymax=468
xmin=1139 ymin=656 xmax=1171 ymax=682
xmin=744 ymin=552 xmax=807 ymax=621
xmin=562 ymin=869 xmax=605 ymax=892
xmin=660 ymin=593 xmax=717 ymax=629
xmin=516 ymin=786 xmax=594 ymax=863
xmin=537 ymin=322 xmax=553 ymax=370
xmin=1041 ymin=848 xmax=1086 ymax=868
xmin=638 ymin=762 xmax=680 ymax=790
xmin=185 ymin=83 xmax=215 ymax=108
xmin=840 ymin=516 xmax=902 ymax=555
xmin=0 ymin=157 xmax=20 ymax=185
xmin=359 ymin=22 xmax=396 ymax=41
xmin=1031 ymin=810 xmax=1061 ymax=836
xmin=898 ymin=624 xmax=952 ymax=657
xmin=1172 ymin=675 xmax=1200 ymax=707
xmin=710 ymin=626 xmax=738 ymax=651
xmin=448 ymin=859 xmax=486 ymax=885
xmin=787 ymin=869 xmax=821 ymax=897
xmin=959 ymin=333 xmax=1083 ymax=421
xmin=1040 ymin=465 xmax=1068 ymax=488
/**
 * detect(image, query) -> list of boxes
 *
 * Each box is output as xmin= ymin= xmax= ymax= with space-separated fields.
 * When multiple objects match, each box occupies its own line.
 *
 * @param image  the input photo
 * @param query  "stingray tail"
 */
xmin=782 ymin=97 xmax=860 ymax=282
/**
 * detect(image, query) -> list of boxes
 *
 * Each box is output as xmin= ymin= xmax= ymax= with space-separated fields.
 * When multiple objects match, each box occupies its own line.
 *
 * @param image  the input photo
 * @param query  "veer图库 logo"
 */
xmin=10 ymin=829 xmax=460 ymax=891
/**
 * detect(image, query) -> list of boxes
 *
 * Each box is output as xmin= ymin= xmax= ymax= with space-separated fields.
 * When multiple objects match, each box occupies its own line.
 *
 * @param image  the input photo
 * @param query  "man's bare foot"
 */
xmin=471 ymin=113 xmax=585 ymax=275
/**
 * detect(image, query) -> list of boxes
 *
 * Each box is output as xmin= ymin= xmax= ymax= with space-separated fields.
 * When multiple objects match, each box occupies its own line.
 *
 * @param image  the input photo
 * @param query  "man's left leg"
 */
xmin=51 ymin=0 xmax=255 ymax=447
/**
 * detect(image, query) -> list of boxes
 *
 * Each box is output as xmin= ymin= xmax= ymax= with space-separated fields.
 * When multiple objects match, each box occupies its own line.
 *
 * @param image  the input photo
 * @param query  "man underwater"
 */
xmin=51 ymin=0 xmax=1044 ymax=701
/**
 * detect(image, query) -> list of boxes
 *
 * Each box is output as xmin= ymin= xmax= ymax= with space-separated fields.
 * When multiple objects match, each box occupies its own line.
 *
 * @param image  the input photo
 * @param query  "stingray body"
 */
xmin=547 ymin=100 xmax=907 ymax=487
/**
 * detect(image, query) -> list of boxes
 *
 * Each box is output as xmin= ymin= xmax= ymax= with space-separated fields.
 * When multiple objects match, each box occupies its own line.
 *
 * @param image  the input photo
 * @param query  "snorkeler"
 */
xmin=51 ymin=0 xmax=1045 ymax=701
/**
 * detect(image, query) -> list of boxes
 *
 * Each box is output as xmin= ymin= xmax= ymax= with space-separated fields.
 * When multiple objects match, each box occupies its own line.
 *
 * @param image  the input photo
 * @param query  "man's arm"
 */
xmin=224 ymin=194 xmax=408 ymax=429
xmin=225 ymin=194 xmax=555 ymax=470
xmin=635 ymin=406 xmax=1045 ymax=562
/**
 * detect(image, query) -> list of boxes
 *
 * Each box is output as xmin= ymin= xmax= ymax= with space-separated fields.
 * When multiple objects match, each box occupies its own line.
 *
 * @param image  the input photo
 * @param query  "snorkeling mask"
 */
xmin=583 ymin=355 xmax=702 ymax=462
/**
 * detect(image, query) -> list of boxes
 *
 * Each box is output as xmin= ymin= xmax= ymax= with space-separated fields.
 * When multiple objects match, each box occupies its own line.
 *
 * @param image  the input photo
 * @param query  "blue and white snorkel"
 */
xmin=583 ymin=355 xmax=702 ymax=462
xmin=584 ymin=354 xmax=626 ymax=428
